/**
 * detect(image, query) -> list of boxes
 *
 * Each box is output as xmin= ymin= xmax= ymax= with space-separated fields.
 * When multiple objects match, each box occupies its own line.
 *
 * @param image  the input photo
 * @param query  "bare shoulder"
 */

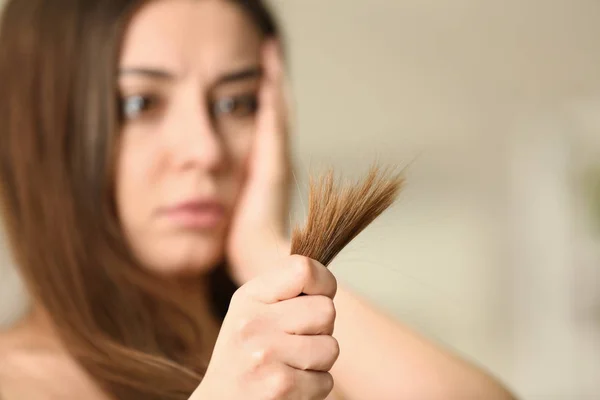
xmin=0 ymin=327 xmax=108 ymax=400
xmin=0 ymin=326 xmax=65 ymax=399
xmin=0 ymin=327 xmax=37 ymax=399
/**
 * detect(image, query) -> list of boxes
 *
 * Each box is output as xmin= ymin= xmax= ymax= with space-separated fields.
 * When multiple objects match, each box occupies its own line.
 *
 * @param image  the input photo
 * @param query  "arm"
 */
xmin=329 ymin=284 xmax=517 ymax=400
xmin=225 ymin=39 xmax=516 ymax=400
xmin=231 ymin=234 xmax=517 ymax=400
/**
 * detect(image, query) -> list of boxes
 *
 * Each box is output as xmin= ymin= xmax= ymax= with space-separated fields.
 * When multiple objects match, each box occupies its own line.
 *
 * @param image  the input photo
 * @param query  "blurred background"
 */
xmin=2 ymin=0 xmax=600 ymax=398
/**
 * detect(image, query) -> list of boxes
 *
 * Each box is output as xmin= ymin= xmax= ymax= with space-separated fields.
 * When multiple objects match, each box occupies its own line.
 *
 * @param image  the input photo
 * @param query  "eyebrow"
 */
xmin=215 ymin=66 xmax=262 ymax=85
xmin=118 ymin=65 xmax=263 ymax=86
xmin=119 ymin=67 xmax=174 ymax=79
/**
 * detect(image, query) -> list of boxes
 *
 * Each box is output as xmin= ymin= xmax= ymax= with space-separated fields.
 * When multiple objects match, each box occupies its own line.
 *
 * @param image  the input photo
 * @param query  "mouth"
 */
xmin=159 ymin=198 xmax=226 ymax=229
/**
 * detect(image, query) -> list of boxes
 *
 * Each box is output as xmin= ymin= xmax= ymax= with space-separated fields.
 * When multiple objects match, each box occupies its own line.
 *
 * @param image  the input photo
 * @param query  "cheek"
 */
xmin=114 ymin=132 xmax=159 ymax=229
xmin=224 ymin=125 xmax=255 ymax=179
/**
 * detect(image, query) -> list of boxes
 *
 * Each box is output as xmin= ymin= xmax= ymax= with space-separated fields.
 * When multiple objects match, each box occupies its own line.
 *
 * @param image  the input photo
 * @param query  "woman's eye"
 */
xmin=212 ymin=94 xmax=258 ymax=119
xmin=120 ymin=94 xmax=159 ymax=120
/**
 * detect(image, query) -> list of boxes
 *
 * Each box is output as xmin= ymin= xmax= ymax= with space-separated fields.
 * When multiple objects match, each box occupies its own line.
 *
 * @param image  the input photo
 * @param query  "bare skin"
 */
xmin=0 ymin=259 xmax=344 ymax=400
xmin=0 ymin=312 xmax=110 ymax=400
xmin=0 ymin=1 xmax=516 ymax=399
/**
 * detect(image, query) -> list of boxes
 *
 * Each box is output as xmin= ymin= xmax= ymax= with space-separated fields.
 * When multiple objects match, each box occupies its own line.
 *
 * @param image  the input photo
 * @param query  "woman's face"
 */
xmin=116 ymin=0 xmax=263 ymax=276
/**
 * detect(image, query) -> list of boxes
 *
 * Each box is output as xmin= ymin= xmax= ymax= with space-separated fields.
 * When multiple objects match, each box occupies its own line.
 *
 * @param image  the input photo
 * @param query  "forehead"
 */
xmin=120 ymin=0 xmax=263 ymax=72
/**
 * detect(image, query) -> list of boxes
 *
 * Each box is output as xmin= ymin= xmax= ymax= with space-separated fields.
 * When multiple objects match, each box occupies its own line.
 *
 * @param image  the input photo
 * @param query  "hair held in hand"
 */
xmin=291 ymin=164 xmax=405 ymax=266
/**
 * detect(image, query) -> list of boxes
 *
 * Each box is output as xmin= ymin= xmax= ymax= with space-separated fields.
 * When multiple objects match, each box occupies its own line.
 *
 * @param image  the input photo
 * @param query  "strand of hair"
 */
xmin=290 ymin=163 xmax=405 ymax=267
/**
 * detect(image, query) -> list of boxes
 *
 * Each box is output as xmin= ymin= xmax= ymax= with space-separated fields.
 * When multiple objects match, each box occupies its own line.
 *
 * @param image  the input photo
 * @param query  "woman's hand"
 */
xmin=225 ymin=38 xmax=293 ymax=285
xmin=191 ymin=255 xmax=339 ymax=400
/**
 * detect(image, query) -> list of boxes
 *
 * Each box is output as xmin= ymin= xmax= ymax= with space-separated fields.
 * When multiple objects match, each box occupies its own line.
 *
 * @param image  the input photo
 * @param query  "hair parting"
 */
xmin=290 ymin=164 xmax=406 ymax=266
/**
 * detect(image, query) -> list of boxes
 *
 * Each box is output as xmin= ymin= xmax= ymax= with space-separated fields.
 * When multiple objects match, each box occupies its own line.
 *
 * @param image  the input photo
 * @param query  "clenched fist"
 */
xmin=192 ymin=255 xmax=339 ymax=400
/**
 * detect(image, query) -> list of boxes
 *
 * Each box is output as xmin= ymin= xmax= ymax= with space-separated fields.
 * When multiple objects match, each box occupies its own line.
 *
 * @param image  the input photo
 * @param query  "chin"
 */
xmin=137 ymin=234 xmax=226 ymax=278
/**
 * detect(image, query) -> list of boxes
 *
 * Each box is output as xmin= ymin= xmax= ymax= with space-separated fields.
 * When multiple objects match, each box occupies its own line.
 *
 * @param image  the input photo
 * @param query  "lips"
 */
xmin=160 ymin=199 xmax=226 ymax=229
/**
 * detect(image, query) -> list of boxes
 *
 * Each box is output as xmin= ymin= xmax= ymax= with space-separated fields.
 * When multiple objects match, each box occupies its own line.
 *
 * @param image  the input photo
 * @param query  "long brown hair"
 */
xmin=0 ymin=0 xmax=278 ymax=399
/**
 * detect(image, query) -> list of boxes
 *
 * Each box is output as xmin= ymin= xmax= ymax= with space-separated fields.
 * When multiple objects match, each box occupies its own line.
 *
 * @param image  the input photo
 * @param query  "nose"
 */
xmin=168 ymin=100 xmax=225 ymax=173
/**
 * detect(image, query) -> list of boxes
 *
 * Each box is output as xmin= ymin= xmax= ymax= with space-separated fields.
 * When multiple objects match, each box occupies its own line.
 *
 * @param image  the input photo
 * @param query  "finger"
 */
xmin=287 ymin=255 xmax=337 ymax=298
xmin=241 ymin=255 xmax=337 ymax=303
xmin=264 ymin=367 xmax=334 ymax=400
xmin=277 ymin=334 xmax=340 ymax=372
xmin=295 ymin=369 xmax=335 ymax=400
xmin=270 ymin=295 xmax=336 ymax=335
xmin=250 ymin=40 xmax=291 ymax=184
xmin=263 ymin=39 xmax=284 ymax=89
xmin=255 ymin=39 xmax=289 ymax=165
xmin=257 ymin=40 xmax=286 ymax=133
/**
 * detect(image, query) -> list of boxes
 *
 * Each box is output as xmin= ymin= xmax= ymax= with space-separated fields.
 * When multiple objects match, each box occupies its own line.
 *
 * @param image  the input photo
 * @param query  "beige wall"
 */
xmin=272 ymin=0 xmax=600 ymax=398
xmin=2 ymin=0 xmax=600 ymax=398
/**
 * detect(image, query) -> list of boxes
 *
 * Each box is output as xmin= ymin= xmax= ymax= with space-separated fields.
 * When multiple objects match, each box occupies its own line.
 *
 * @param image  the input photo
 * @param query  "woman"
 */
xmin=0 ymin=0 xmax=516 ymax=399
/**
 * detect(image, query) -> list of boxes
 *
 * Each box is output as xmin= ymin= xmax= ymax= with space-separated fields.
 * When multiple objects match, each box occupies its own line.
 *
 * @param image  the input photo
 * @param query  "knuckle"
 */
xmin=235 ymin=316 xmax=259 ymax=341
xmin=248 ymin=344 xmax=274 ymax=372
xmin=321 ymin=297 xmax=336 ymax=323
xmin=322 ymin=372 xmax=335 ymax=394
xmin=267 ymin=368 xmax=295 ymax=399
xmin=319 ymin=337 xmax=341 ymax=371
xmin=314 ymin=297 xmax=336 ymax=334
xmin=230 ymin=287 xmax=247 ymax=307
xmin=329 ymin=271 xmax=338 ymax=295
xmin=291 ymin=255 xmax=314 ymax=282
xmin=329 ymin=337 xmax=341 ymax=363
